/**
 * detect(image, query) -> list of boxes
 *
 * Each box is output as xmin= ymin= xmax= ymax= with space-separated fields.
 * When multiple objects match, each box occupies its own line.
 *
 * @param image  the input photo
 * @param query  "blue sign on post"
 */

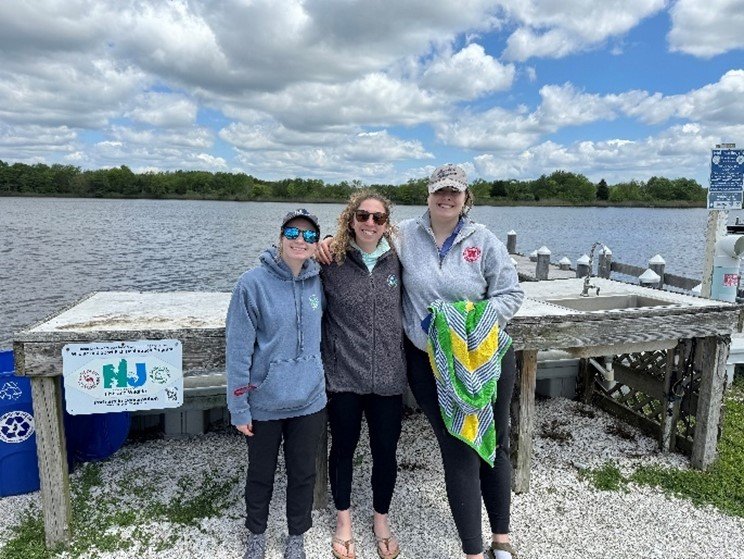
xmin=708 ymin=148 xmax=744 ymax=209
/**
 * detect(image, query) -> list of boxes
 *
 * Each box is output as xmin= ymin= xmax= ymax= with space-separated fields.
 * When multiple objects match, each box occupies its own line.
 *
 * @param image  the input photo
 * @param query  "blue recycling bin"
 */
xmin=0 ymin=349 xmax=131 ymax=497
xmin=64 ymin=409 xmax=131 ymax=464
xmin=0 ymin=349 xmax=41 ymax=497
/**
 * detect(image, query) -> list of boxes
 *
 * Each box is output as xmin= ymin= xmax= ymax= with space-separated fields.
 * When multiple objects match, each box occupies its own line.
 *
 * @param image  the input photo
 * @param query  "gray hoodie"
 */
xmin=225 ymin=247 xmax=326 ymax=426
xmin=397 ymin=212 xmax=524 ymax=351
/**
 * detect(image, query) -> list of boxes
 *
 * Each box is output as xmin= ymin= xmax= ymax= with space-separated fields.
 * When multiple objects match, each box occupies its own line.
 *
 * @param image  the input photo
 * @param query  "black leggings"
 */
xmin=328 ymin=392 xmax=403 ymax=513
xmin=405 ymin=337 xmax=517 ymax=555
xmin=244 ymin=409 xmax=327 ymax=536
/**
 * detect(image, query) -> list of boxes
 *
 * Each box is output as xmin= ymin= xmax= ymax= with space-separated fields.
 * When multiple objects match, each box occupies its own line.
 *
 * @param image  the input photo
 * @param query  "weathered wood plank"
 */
xmin=579 ymin=358 xmax=594 ymax=405
xmin=691 ymin=335 xmax=729 ymax=469
xmin=611 ymin=262 xmax=646 ymax=277
xmin=514 ymin=350 xmax=538 ymax=493
xmin=509 ymin=307 xmax=739 ymax=352
xmin=612 ymin=361 xmax=665 ymax=401
xmin=660 ymin=345 xmax=680 ymax=452
xmin=15 ymin=336 xmax=226 ymax=378
xmin=663 ymin=272 xmax=700 ymax=291
xmin=30 ymin=377 xmax=72 ymax=546
xmin=593 ymin=392 xmax=661 ymax=442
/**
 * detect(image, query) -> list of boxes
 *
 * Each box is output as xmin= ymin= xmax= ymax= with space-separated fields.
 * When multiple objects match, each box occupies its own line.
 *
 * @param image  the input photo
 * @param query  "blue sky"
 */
xmin=0 ymin=0 xmax=742 ymax=186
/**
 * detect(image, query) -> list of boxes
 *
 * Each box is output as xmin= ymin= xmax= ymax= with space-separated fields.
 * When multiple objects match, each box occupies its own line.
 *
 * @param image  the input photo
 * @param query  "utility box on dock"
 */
xmin=0 ymin=350 xmax=41 ymax=497
xmin=536 ymin=351 xmax=580 ymax=399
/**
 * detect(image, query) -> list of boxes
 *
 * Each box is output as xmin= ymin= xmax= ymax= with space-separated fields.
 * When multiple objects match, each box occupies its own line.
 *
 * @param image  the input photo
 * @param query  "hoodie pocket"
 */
xmin=252 ymin=355 xmax=324 ymax=412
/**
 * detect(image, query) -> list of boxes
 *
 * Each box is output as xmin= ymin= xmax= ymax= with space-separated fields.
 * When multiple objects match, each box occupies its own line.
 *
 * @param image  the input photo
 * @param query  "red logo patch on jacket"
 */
xmin=463 ymin=246 xmax=482 ymax=263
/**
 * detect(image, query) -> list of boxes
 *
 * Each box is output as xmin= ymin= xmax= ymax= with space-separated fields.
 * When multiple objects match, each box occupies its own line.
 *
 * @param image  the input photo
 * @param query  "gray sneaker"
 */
xmin=283 ymin=534 xmax=306 ymax=559
xmin=243 ymin=532 xmax=266 ymax=559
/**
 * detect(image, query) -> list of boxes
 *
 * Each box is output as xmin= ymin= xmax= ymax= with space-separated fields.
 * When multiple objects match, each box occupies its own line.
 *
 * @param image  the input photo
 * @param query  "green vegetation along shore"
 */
xmin=0 ymin=160 xmax=707 ymax=207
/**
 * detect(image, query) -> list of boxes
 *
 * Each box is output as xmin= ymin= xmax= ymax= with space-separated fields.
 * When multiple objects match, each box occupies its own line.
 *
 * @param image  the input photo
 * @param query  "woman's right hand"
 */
xmin=316 ymin=236 xmax=334 ymax=264
xmin=236 ymin=423 xmax=254 ymax=437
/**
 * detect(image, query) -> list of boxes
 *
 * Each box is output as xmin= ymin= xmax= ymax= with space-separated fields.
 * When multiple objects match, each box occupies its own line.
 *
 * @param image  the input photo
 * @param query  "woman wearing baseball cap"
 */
xmin=226 ymin=208 xmax=327 ymax=559
xmin=318 ymin=165 xmax=524 ymax=559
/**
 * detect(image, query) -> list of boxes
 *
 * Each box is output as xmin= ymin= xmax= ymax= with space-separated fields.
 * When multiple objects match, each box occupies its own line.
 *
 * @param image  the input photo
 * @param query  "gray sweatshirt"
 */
xmin=225 ymin=247 xmax=326 ymax=426
xmin=397 ymin=212 xmax=524 ymax=351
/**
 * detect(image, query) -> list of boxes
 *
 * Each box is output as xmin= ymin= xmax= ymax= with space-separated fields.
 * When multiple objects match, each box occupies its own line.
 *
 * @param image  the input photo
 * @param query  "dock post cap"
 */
xmin=639 ymin=269 xmax=661 ymax=284
xmin=576 ymin=254 xmax=590 ymax=265
xmin=649 ymin=254 xmax=666 ymax=264
xmin=537 ymin=246 xmax=551 ymax=255
xmin=600 ymin=245 xmax=612 ymax=255
xmin=507 ymin=230 xmax=517 ymax=235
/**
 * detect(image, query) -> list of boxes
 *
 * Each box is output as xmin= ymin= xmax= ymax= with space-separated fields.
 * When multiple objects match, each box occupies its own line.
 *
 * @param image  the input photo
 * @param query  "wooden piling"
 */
xmin=598 ymin=246 xmax=612 ymax=279
xmin=506 ymin=230 xmax=517 ymax=254
xmin=691 ymin=335 xmax=729 ymax=469
xmin=576 ymin=254 xmax=590 ymax=278
xmin=513 ymin=349 xmax=538 ymax=493
xmin=536 ymin=246 xmax=551 ymax=280
xmin=649 ymin=254 xmax=666 ymax=289
xmin=29 ymin=375 xmax=72 ymax=546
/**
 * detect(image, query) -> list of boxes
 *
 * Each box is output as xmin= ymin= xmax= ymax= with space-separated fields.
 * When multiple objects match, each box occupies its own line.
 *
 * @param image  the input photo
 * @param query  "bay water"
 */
xmin=0 ymin=197 xmax=714 ymax=346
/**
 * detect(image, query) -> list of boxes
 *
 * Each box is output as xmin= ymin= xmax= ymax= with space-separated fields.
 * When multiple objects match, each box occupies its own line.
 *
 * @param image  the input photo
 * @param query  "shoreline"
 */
xmin=0 ymin=193 xmax=707 ymax=209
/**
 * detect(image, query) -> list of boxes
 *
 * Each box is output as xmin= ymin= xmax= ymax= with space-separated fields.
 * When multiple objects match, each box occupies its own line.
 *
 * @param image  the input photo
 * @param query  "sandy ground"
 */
xmin=1 ymin=397 xmax=743 ymax=559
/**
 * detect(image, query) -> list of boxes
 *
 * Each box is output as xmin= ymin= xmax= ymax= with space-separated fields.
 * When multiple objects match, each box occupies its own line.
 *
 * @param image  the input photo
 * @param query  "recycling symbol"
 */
xmin=0 ymin=411 xmax=35 ymax=444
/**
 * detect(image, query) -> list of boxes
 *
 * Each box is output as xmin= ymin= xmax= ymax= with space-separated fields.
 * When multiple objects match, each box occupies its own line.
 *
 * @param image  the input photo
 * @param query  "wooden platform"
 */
xmin=13 ymin=284 xmax=742 ymax=546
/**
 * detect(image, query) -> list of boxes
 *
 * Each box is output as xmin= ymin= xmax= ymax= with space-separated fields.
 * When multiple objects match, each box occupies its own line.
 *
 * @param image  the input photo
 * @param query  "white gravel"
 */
xmin=1 ymin=397 xmax=743 ymax=559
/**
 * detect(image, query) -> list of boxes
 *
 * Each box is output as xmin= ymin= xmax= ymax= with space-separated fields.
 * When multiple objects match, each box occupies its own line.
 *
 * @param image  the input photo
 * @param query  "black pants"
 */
xmin=328 ymin=392 xmax=403 ymax=513
xmin=244 ymin=409 xmax=326 ymax=536
xmin=405 ymin=337 xmax=517 ymax=555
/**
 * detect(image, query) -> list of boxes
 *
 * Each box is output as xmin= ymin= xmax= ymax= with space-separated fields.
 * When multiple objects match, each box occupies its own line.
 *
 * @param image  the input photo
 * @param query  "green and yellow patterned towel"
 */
xmin=426 ymin=299 xmax=512 ymax=466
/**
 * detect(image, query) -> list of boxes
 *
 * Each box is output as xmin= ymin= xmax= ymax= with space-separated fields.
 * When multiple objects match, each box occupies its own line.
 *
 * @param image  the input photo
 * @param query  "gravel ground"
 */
xmin=1 ymin=397 xmax=743 ymax=559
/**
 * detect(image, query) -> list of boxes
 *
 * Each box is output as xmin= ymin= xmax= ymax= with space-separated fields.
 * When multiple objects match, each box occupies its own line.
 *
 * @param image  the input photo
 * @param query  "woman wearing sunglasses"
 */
xmin=318 ymin=165 xmax=524 ymax=559
xmin=226 ymin=208 xmax=327 ymax=559
xmin=320 ymin=191 xmax=406 ymax=559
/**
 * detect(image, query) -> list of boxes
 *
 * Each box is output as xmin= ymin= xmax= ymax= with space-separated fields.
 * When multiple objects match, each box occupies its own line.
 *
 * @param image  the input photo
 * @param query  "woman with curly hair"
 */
xmin=320 ymin=190 xmax=406 ymax=559
xmin=319 ymin=165 xmax=524 ymax=559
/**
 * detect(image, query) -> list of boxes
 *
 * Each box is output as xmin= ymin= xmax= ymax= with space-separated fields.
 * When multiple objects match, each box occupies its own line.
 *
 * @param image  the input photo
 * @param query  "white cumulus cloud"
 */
xmin=668 ymin=0 xmax=744 ymax=57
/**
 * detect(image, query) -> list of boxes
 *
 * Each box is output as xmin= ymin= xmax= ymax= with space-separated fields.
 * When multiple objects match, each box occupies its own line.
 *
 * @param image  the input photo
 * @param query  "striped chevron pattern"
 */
xmin=426 ymin=299 xmax=512 ymax=466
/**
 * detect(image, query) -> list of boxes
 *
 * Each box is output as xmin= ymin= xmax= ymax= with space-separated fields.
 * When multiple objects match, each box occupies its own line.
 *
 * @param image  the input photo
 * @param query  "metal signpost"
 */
xmin=707 ymin=146 xmax=744 ymax=210
xmin=702 ymin=145 xmax=744 ymax=298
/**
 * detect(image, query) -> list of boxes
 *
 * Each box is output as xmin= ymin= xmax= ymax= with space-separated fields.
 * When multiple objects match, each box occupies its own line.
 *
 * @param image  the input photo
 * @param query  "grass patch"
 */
xmin=0 ymin=462 xmax=240 ymax=559
xmin=581 ymin=461 xmax=627 ymax=492
xmin=629 ymin=378 xmax=744 ymax=517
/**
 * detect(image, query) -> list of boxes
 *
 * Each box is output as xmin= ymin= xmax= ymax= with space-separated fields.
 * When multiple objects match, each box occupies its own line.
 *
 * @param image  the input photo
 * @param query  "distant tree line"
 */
xmin=0 ymin=160 xmax=707 ymax=206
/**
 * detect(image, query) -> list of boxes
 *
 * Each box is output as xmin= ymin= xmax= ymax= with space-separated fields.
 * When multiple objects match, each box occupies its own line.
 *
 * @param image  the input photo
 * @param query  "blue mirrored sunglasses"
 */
xmin=282 ymin=226 xmax=319 ymax=244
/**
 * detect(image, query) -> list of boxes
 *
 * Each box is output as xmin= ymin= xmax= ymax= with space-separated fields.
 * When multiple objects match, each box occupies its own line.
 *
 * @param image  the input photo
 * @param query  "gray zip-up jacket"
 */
xmin=225 ymin=247 xmax=326 ymax=426
xmin=320 ymin=248 xmax=406 ymax=395
xmin=397 ymin=212 xmax=524 ymax=351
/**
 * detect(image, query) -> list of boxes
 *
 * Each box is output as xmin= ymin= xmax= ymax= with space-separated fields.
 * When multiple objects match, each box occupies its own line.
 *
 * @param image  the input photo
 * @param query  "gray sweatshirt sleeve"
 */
xmin=483 ymin=233 xmax=524 ymax=327
xmin=225 ymin=279 xmax=258 ymax=426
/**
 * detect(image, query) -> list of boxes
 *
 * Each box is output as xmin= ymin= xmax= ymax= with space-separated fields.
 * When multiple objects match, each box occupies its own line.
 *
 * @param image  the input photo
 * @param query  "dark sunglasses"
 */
xmin=282 ymin=226 xmax=319 ymax=244
xmin=354 ymin=210 xmax=388 ymax=225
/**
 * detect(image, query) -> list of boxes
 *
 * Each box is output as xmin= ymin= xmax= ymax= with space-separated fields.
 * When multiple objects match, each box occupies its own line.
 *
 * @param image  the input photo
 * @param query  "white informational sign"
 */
xmin=708 ymin=148 xmax=744 ymax=210
xmin=62 ymin=340 xmax=183 ymax=415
